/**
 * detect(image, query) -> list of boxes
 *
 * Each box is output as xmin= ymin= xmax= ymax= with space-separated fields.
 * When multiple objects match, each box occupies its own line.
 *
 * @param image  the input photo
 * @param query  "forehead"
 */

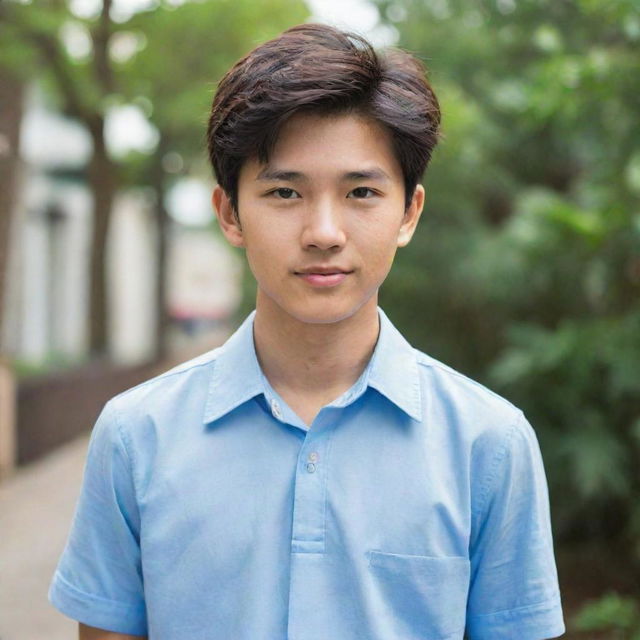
xmin=240 ymin=111 xmax=403 ymax=182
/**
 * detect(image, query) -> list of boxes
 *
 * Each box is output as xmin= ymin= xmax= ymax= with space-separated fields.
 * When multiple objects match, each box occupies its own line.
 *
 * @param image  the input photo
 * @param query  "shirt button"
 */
xmin=270 ymin=399 xmax=283 ymax=420
xmin=308 ymin=452 xmax=319 ymax=463
xmin=306 ymin=463 xmax=316 ymax=473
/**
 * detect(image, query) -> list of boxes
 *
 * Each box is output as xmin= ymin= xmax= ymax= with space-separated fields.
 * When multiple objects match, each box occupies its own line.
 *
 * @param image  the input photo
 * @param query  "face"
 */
xmin=213 ymin=112 xmax=424 ymax=326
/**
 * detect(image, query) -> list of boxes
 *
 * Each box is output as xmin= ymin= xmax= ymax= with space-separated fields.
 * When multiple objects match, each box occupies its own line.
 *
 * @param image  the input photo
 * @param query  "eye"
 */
xmin=271 ymin=187 xmax=300 ymax=199
xmin=348 ymin=187 xmax=376 ymax=199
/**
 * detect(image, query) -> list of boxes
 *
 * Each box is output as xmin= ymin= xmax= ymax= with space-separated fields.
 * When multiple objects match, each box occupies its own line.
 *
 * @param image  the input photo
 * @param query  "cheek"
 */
xmin=243 ymin=227 xmax=290 ymax=276
xmin=358 ymin=221 xmax=402 ymax=262
xmin=377 ymin=246 xmax=399 ymax=278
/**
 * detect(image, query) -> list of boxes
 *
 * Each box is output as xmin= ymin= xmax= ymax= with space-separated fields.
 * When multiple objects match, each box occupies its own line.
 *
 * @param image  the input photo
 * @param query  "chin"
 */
xmin=257 ymin=283 xmax=379 ymax=326
xmin=283 ymin=297 xmax=375 ymax=326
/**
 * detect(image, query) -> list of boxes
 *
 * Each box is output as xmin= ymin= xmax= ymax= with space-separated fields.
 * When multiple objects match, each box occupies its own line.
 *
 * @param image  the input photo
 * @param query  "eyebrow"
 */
xmin=256 ymin=168 xmax=307 ymax=182
xmin=342 ymin=169 xmax=391 ymax=182
xmin=255 ymin=167 xmax=391 ymax=182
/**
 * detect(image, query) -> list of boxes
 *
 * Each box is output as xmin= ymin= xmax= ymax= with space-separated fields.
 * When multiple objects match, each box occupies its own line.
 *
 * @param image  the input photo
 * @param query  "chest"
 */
xmin=138 ymin=398 xmax=472 ymax=567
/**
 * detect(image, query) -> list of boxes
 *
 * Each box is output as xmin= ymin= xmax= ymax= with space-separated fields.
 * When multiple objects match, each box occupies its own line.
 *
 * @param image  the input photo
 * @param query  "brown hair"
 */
xmin=206 ymin=23 xmax=441 ymax=212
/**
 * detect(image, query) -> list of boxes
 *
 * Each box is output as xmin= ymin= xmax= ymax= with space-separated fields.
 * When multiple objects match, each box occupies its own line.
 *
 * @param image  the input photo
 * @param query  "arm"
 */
xmin=466 ymin=414 xmax=565 ymax=639
xmin=49 ymin=402 xmax=148 ymax=636
xmin=79 ymin=622 xmax=147 ymax=640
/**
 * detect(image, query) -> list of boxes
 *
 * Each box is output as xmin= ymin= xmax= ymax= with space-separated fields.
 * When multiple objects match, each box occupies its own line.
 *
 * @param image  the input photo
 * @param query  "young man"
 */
xmin=49 ymin=23 xmax=565 ymax=640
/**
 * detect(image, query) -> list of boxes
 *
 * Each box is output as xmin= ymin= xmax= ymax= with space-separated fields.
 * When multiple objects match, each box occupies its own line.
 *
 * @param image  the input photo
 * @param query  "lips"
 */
xmin=295 ymin=265 xmax=352 ymax=275
xmin=294 ymin=266 xmax=353 ymax=288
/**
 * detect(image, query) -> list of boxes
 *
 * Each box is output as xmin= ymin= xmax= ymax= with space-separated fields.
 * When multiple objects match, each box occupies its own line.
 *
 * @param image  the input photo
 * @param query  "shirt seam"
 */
xmin=109 ymin=400 xmax=141 ymax=510
xmin=471 ymin=412 xmax=524 ymax=522
xmin=320 ymin=424 xmax=339 ymax=553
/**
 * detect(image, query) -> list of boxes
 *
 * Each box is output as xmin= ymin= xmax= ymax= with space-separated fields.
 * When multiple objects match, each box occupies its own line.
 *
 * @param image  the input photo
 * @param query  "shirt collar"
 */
xmin=203 ymin=307 xmax=422 ymax=425
xmin=367 ymin=307 xmax=422 ymax=422
xmin=203 ymin=311 xmax=264 ymax=424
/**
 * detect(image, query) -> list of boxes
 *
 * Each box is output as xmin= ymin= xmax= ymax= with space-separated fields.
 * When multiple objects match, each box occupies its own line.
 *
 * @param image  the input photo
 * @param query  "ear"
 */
xmin=397 ymin=184 xmax=425 ymax=247
xmin=212 ymin=184 xmax=244 ymax=248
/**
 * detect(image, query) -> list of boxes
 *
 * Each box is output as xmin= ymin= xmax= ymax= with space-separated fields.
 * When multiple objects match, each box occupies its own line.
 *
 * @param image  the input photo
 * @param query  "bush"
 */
xmin=572 ymin=592 xmax=640 ymax=639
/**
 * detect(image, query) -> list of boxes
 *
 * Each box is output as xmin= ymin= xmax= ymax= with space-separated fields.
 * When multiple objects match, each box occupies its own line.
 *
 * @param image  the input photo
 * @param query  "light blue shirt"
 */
xmin=49 ymin=308 xmax=565 ymax=640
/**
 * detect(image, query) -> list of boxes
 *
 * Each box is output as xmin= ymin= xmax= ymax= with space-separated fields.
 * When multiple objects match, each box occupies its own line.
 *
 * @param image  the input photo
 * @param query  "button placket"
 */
xmin=290 ymin=428 xmax=335 ymax=554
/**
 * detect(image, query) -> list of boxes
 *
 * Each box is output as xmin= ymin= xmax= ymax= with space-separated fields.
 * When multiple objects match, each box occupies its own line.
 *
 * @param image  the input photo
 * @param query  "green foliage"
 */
xmin=572 ymin=592 xmax=640 ymax=639
xmin=12 ymin=351 xmax=84 ymax=380
xmin=377 ymin=0 xmax=640 ymax=556
xmin=0 ymin=0 xmax=307 ymax=357
xmin=119 ymin=0 xmax=308 ymax=157
xmin=0 ymin=0 xmax=307 ymax=167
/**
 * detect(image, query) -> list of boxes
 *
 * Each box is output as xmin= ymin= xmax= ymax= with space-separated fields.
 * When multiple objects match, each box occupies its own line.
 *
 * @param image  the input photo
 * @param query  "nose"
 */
xmin=301 ymin=200 xmax=346 ymax=251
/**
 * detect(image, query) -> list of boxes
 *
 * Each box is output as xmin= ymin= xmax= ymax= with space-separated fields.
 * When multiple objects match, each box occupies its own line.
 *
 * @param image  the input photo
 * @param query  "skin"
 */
xmin=214 ymin=111 xmax=424 ymax=425
xmin=80 ymin=111 xmax=424 ymax=639
xmin=79 ymin=623 xmax=145 ymax=639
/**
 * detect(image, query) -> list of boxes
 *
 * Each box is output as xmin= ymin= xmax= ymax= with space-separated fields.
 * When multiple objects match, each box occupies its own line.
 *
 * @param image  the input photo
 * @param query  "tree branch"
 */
xmin=3 ymin=3 xmax=92 ymax=123
xmin=91 ymin=0 xmax=115 ymax=95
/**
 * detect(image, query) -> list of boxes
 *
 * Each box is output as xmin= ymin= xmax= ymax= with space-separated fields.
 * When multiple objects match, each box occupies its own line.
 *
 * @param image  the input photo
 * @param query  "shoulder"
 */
xmin=114 ymin=347 xmax=220 ymax=405
xmin=414 ymin=348 xmax=522 ymax=432
xmin=101 ymin=347 xmax=223 ymax=439
xmin=410 ymin=350 xmax=548 ymax=522
xmin=88 ymin=348 xmax=225 ymax=495
xmin=411 ymin=348 xmax=542 ymax=479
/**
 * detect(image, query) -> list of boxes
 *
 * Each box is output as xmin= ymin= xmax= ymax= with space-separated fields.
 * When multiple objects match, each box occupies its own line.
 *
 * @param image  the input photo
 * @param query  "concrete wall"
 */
xmin=15 ymin=359 xmax=163 ymax=465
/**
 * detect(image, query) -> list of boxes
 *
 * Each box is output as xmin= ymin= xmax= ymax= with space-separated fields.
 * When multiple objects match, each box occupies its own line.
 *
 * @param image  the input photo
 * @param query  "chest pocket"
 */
xmin=367 ymin=550 xmax=470 ymax=640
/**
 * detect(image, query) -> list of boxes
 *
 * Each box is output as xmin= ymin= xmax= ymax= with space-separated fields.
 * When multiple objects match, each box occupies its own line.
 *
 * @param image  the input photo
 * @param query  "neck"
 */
xmin=253 ymin=294 xmax=380 ymax=408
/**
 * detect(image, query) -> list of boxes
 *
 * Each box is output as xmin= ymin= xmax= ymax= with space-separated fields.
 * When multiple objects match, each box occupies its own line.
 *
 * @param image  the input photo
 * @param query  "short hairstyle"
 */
xmin=206 ymin=23 xmax=441 ymax=212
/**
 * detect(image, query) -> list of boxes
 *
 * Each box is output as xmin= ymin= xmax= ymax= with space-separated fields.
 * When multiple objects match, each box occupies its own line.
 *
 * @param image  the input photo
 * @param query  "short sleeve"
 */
xmin=48 ymin=401 xmax=148 ymax=636
xmin=466 ymin=413 xmax=565 ymax=640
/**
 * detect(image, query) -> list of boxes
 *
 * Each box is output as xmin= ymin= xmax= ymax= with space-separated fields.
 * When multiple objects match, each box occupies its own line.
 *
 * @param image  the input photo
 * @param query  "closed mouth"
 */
xmin=294 ymin=267 xmax=353 ymax=275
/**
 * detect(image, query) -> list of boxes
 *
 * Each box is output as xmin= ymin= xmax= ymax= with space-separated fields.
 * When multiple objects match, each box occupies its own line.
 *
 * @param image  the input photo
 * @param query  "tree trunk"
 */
xmin=150 ymin=140 xmax=171 ymax=361
xmin=86 ymin=115 xmax=117 ymax=358
xmin=0 ymin=68 xmax=25 ymax=355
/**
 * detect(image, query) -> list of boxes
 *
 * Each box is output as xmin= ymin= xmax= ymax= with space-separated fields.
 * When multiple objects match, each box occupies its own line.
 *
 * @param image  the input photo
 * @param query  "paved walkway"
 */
xmin=0 ymin=335 xmax=231 ymax=640
xmin=0 ymin=433 xmax=90 ymax=640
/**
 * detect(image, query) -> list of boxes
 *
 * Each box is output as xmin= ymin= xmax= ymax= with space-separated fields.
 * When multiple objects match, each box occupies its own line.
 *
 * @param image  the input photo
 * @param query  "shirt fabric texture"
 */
xmin=49 ymin=308 xmax=565 ymax=640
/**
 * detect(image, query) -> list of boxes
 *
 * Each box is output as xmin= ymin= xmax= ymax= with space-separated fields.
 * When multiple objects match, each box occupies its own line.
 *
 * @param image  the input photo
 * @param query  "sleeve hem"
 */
xmin=49 ymin=571 xmax=148 ymax=636
xmin=466 ymin=595 xmax=565 ymax=640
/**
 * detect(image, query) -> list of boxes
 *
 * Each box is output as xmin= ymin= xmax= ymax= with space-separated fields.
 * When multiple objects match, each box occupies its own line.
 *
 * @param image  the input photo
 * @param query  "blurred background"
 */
xmin=0 ymin=0 xmax=638 ymax=638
